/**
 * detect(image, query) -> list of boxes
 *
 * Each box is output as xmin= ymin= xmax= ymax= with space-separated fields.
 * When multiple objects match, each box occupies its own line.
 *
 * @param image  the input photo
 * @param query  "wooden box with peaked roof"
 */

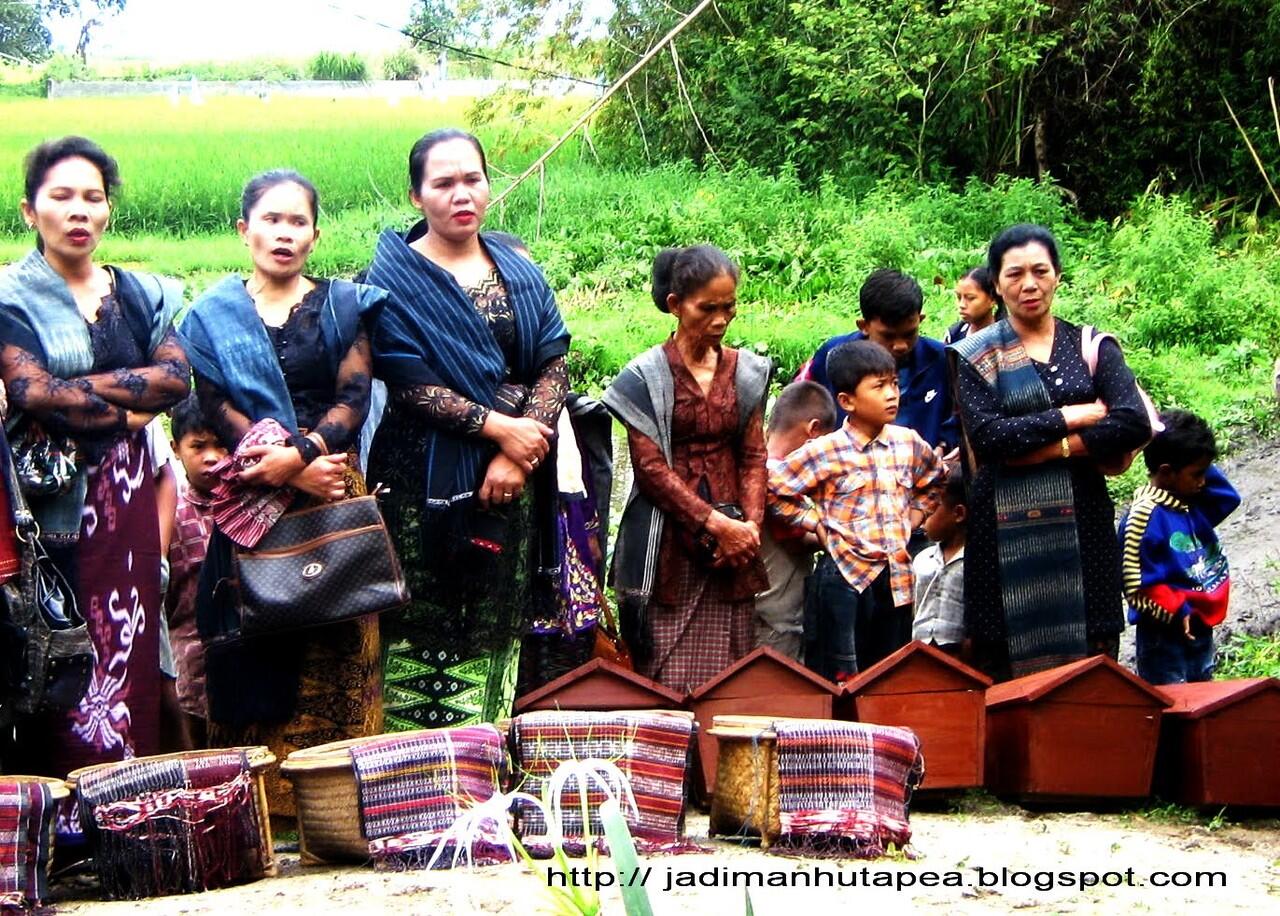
xmin=514 ymin=658 xmax=686 ymax=713
xmin=1155 ymin=678 xmax=1280 ymax=808
xmin=841 ymin=641 xmax=992 ymax=790
xmin=984 ymin=655 xmax=1170 ymax=800
xmin=689 ymin=647 xmax=842 ymax=796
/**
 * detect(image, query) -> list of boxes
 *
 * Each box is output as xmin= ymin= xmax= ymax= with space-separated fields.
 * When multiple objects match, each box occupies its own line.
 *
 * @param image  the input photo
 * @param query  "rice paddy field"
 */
xmin=1 ymin=92 xmax=1279 ymax=445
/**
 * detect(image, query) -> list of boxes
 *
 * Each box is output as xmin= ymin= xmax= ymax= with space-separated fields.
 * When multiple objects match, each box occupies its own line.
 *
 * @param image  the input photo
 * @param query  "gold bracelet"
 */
xmin=1061 ymin=437 xmax=1071 ymax=459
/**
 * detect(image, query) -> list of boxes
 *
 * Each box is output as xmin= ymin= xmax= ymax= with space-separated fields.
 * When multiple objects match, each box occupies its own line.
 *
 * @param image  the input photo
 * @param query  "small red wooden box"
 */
xmin=514 ymin=658 xmax=686 ymax=713
xmin=841 ymin=641 xmax=992 ymax=790
xmin=689 ymin=647 xmax=841 ymax=796
xmin=1155 ymin=678 xmax=1280 ymax=808
xmin=985 ymin=655 xmax=1170 ymax=800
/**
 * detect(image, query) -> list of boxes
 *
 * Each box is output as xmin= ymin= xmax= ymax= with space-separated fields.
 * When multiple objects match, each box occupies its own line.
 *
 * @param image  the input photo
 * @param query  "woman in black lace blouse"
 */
xmin=364 ymin=129 xmax=570 ymax=729
xmin=0 ymin=138 xmax=189 ymax=841
xmin=181 ymin=171 xmax=384 ymax=816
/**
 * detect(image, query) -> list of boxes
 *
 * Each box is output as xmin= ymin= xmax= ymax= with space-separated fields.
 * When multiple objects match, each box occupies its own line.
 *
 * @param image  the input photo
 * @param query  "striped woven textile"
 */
xmin=511 ymin=711 xmax=693 ymax=852
xmin=0 ymin=781 xmax=55 ymax=914
xmin=774 ymin=720 xmax=924 ymax=856
xmin=350 ymin=725 xmax=507 ymax=867
xmin=77 ymin=751 xmax=267 ymax=899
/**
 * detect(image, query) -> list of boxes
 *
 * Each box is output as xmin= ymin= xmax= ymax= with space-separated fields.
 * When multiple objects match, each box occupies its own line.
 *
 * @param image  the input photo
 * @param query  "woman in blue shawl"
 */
xmin=0 ymin=138 xmax=190 ymax=839
xmin=179 ymin=170 xmax=387 ymax=817
xmin=364 ymin=129 xmax=570 ymax=730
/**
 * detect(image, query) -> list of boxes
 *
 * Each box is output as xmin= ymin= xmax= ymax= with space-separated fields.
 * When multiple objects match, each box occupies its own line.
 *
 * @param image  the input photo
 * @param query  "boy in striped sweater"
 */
xmin=1119 ymin=410 xmax=1240 ymax=685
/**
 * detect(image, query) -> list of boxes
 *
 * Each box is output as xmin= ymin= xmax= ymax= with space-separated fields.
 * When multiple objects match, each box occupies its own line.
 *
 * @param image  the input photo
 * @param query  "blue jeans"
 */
xmin=1134 ymin=615 xmax=1215 ymax=685
xmin=804 ymin=556 xmax=909 ymax=682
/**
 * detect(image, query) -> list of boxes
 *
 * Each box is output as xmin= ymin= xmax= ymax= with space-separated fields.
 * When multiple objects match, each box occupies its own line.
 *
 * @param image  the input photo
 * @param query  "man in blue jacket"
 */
xmin=799 ymin=268 xmax=958 ymax=453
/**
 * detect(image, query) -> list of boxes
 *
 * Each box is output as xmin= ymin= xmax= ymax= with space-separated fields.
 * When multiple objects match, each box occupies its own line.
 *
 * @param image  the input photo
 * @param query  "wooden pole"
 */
xmin=492 ymin=0 xmax=716 ymax=206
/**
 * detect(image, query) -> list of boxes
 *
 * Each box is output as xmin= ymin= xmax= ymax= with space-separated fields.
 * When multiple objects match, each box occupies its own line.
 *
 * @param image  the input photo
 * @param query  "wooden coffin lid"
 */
xmin=985 ymin=655 xmax=1171 ymax=710
xmin=842 ymin=640 xmax=992 ymax=697
xmin=706 ymin=713 xmax=846 ymax=739
xmin=1159 ymin=677 xmax=1280 ymax=719
xmin=690 ymin=646 xmax=841 ymax=701
xmin=514 ymin=658 xmax=686 ymax=713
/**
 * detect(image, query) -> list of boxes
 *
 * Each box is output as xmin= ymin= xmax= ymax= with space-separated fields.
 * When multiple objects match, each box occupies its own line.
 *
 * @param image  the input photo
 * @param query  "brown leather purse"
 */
xmin=592 ymin=597 xmax=633 ymax=670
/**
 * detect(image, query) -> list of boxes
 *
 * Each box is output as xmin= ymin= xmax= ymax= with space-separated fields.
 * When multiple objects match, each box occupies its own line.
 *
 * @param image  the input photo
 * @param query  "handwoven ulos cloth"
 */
xmin=0 ymin=781 xmax=55 ymax=915
xmin=510 ymin=711 xmax=696 ymax=854
xmin=350 ymin=725 xmax=507 ymax=869
xmin=774 ymin=721 xmax=924 ymax=857
xmin=76 ymin=751 xmax=267 ymax=899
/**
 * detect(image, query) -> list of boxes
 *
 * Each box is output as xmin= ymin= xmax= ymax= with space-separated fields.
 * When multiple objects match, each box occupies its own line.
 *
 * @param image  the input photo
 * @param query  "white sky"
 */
xmin=47 ymin=0 xmax=419 ymax=61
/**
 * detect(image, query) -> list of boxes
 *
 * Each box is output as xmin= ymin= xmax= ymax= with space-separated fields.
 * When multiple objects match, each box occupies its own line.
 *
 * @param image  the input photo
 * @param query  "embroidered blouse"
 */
xmin=0 ymin=288 xmax=190 ymax=438
xmin=195 ymin=280 xmax=372 ymax=452
xmin=389 ymin=268 xmax=568 ymax=432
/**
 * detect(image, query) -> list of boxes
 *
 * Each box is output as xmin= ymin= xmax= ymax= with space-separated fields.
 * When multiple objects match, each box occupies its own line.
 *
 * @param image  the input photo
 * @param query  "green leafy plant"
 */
xmin=306 ymin=51 xmax=369 ymax=82
xmin=382 ymin=48 xmax=421 ymax=81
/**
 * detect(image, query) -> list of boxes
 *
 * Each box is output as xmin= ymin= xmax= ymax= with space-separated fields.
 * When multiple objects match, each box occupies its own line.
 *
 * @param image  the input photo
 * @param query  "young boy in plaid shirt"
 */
xmin=769 ymin=340 xmax=944 ymax=682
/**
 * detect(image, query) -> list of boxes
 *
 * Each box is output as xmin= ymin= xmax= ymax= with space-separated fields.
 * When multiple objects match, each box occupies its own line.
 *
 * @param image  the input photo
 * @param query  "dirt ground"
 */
xmin=48 ymin=440 xmax=1280 ymax=915
xmin=49 ymin=807 xmax=1280 ymax=914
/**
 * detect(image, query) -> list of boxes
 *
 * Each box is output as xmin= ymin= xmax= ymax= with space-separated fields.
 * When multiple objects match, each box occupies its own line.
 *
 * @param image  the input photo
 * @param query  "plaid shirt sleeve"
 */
xmin=767 ymin=437 xmax=833 ymax=534
xmin=908 ymin=433 xmax=945 ymax=515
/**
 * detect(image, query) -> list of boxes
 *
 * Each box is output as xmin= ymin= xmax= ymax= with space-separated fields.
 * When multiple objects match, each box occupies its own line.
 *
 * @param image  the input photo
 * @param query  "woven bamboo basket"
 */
xmin=281 ymin=728 xmax=468 ymax=864
xmin=706 ymin=715 xmax=783 ymax=849
xmin=67 ymin=746 xmax=277 ymax=878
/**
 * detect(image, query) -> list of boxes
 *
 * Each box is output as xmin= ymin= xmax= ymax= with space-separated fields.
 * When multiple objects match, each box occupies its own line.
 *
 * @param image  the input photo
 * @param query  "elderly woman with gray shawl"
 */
xmin=950 ymin=224 xmax=1151 ymax=682
xmin=179 ymin=170 xmax=387 ymax=817
xmin=604 ymin=245 xmax=771 ymax=694
xmin=0 ymin=138 xmax=190 ymax=838
xmin=364 ymin=129 xmax=570 ymax=731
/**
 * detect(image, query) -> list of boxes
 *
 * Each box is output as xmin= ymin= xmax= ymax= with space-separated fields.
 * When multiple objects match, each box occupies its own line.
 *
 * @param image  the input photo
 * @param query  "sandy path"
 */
xmin=51 ymin=809 xmax=1280 ymax=914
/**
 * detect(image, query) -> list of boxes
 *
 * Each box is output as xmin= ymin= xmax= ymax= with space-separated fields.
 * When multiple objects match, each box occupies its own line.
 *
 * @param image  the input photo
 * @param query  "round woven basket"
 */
xmin=280 ymin=728 xmax=446 ymax=864
xmin=67 ymin=746 xmax=277 ymax=876
xmin=706 ymin=715 xmax=782 ymax=849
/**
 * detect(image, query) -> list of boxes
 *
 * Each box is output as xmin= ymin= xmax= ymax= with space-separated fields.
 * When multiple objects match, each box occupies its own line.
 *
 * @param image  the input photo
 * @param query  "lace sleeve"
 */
xmin=522 ymin=355 xmax=568 ymax=428
xmin=77 ymin=327 xmax=191 ymax=411
xmin=0 ymin=343 xmax=126 ymax=434
xmin=390 ymin=383 xmax=490 ymax=436
xmin=311 ymin=328 xmax=373 ymax=454
xmin=194 ymin=373 xmax=254 ymax=448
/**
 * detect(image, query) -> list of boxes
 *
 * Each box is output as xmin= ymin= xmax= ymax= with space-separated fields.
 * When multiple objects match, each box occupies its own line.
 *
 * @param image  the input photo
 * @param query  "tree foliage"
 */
xmin=573 ymin=0 xmax=1280 ymax=215
xmin=1 ymin=1 xmax=52 ymax=63
xmin=38 ymin=0 xmax=126 ymax=63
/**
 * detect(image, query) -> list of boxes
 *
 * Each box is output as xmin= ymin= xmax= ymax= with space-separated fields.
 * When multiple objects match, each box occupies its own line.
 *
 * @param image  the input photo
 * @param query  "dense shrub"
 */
xmin=306 ymin=52 xmax=368 ymax=82
xmin=382 ymin=49 xmax=421 ymax=81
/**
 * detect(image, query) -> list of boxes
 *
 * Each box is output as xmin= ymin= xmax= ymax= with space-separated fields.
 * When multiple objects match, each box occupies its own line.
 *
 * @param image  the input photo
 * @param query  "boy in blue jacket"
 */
xmin=1119 ymin=410 xmax=1241 ymax=685
xmin=799 ymin=269 xmax=958 ymax=454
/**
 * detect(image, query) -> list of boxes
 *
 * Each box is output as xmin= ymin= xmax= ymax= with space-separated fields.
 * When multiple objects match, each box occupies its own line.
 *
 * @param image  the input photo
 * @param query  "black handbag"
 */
xmin=0 ymin=446 xmax=93 ymax=724
xmin=9 ymin=420 xmax=79 ymax=497
xmin=231 ymin=494 xmax=409 ymax=637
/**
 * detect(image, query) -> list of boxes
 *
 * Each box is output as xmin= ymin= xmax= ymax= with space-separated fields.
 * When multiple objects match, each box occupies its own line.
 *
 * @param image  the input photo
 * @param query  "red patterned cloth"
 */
xmin=76 ymin=750 xmax=267 ymax=899
xmin=0 ymin=780 xmax=55 ymax=914
xmin=774 ymin=720 xmax=924 ymax=856
xmin=511 ymin=710 xmax=694 ymax=853
xmin=207 ymin=419 xmax=294 ymax=548
xmin=166 ymin=484 xmax=214 ymax=718
xmin=350 ymin=725 xmax=507 ymax=868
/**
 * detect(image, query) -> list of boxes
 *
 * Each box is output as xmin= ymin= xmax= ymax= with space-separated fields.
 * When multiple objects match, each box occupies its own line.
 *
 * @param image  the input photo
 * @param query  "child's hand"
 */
xmin=1182 ymin=614 xmax=1195 ymax=641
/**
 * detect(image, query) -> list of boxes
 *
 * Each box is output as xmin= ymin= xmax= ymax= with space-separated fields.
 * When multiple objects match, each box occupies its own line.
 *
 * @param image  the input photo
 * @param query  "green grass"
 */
xmin=1215 ymin=631 xmax=1280 ymax=679
xmin=1 ymin=96 xmax=1278 ymax=432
